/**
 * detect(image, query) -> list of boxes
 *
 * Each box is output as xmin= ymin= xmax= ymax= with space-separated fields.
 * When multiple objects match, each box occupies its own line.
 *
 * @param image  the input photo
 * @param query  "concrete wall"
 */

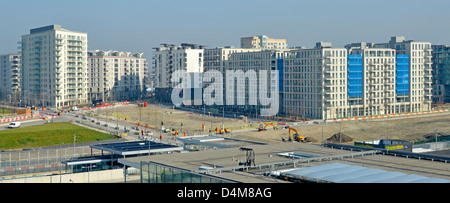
xmin=1 ymin=169 xmax=124 ymax=183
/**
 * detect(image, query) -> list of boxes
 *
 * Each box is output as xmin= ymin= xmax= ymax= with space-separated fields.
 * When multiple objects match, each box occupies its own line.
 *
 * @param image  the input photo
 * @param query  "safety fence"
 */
xmin=330 ymin=109 xmax=449 ymax=122
xmin=0 ymin=145 xmax=109 ymax=177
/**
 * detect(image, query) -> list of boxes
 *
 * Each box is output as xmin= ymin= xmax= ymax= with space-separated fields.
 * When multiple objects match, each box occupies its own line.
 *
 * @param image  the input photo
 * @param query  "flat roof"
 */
xmin=178 ymin=135 xmax=267 ymax=149
xmin=90 ymin=141 xmax=183 ymax=156
xmin=282 ymin=163 xmax=450 ymax=183
xmin=119 ymin=142 xmax=450 ymax=183
xmin=62 ymin=157 xmax=110 ymax=166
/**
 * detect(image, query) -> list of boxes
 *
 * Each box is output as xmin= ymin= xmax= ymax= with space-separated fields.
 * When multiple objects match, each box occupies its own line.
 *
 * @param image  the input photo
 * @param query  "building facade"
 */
xmin=225 ymin=49 xmax=287 ymax=115
xmin=203 ymin=47 xmax=262 ymax=107
xmin=387 ymin=37 xmax=433 ymax=113
xmin=20 ymin=25 xmax=88 ymax=108
xmin=0 ymin=54 xmax=22 ymax=103
xmin=241 ymin=35 xmax=287 ymax=49
xmin=431 ymin=45 xmax=450 ymax=104
xmin=283 ymin=44 xmax=348 ymax=119
xmin=88 ymin=50 xmax=147 ymax=104
xmin=281 ymin=37 xmax=434 ymax=120
xmin=153 ymin=44 xmax=204 ymax=103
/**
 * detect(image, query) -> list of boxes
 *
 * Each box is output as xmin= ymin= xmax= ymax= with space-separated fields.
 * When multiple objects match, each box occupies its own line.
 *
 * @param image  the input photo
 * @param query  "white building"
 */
xmin=282 ymin=37 xmax=433 ymax=120
xmin=153 ymin=43 xmax=204 ymax=103
xmin=20 ymin=25 xmax=88 ymax=108
xmin=283 ymin=43 xmax=348 ymax=119
xmin=371 ymin=36 xmax=433 ymax=112
xmin=0 ymin=54 xmax=22 ymax=103
xmin=88 ymin=50 xmax=147 ymax=103
xmin=347 ymin=48 xmax=396 ymax=116
xmin=241 ymin=35 xmax=287 ymax=49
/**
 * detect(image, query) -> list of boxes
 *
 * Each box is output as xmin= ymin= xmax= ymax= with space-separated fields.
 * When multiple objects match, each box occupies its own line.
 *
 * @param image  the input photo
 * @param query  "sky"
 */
xmin=1 ymin=0 xmax=449 ymax=59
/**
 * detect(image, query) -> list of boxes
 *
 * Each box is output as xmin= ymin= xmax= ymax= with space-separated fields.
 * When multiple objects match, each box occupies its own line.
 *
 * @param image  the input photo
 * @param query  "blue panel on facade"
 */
xmin=277 ymin=57 xmax=284 ymax=92
xmin=396 ymin=55 xmax=409 ymax=95
xmin=347 ymin=55 xmax=362 ymax=97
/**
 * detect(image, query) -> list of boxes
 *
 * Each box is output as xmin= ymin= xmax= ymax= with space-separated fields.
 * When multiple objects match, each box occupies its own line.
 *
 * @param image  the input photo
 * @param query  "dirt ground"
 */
xmin=233 ymin=113 xmax=450 ymax=144
xmin=96 ymin=104 xmax=259 ymax=134
xmin=97 ymin=104 xmax=450 ymax=145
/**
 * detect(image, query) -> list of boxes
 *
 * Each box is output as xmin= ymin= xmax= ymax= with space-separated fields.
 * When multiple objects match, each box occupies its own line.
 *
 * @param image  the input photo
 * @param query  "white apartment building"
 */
xmin=20 ymin=25 xmax=88 ymax=108
xmin=203 ymin=47 xmax=263 ymax=105
xmin=0 ymin=54 xmax=22 ymax=103
xmin=282 ymin=37 xmax=433 ymax=120
xmin=395 ymin=40 xmax=433 ymax=112
xmin=225 ymin=49 xmax=288 ymax=115
xmin=88 ymin=50 xmax=147 ymax=104
xmin=241 ymin=35 xmax=287 ymax=49
xmin=372 ymin=36 xmax=433 ymax=112
xmin=153 ymin=44 xmax=204 ymax=103
xmin=347 ymin=48 xmax=396 ymax=116
xmin=283 ymin=43 xmax=348 ymax=119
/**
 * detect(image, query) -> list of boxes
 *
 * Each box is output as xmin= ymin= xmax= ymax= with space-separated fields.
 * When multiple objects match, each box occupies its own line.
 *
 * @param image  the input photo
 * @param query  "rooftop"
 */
xmin=90 ymin=141 xmax=183 ymax=156
xmin=119 ymin=142 xmax=450 ymax=183
xmin=29 ymin=24 xmax=86 ymax=35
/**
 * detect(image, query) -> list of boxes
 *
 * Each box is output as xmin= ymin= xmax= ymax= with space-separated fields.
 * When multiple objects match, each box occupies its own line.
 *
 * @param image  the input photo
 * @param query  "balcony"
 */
xmin=324 ymin=87 xmax=333 ymax=94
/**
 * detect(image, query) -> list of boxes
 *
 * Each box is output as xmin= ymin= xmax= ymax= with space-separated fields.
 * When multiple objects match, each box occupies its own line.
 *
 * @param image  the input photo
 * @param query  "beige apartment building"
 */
xmin=203 ymin=47 xmax=263 ymax=105
xmin=153 ymin=43 xmax=204 ymax=103
xmin=0 ymin=54 xmax=22 ymax=103
xmin=283 ymin=43 xmax=348 ymax=119
xmin=282 ymin=37 xmax=433 ymax=120
xmin=241 ymin=35 xmax=287 ymax=49
xmin=347 ymin=48 xmax=396 ymax=116
xmin=88 ymin=50 xmax=147 ymax=103
xmin=20 ymin=25 xmax=88 ymax=108
xmin=371 ymin=36 xmax=433 ymax=113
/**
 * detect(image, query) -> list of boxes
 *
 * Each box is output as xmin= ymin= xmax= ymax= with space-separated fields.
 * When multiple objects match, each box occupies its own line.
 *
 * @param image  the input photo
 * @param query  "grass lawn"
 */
xmin=0 ymin=122 xmax=115 ymax=150
xmin=0 ymin=108 xmax=13 ymax=115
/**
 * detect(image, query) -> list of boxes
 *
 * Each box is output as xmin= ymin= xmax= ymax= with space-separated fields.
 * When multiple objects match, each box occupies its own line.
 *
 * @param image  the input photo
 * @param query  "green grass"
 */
xmin=0 ymin=108 xmax=13 ymax=115
xmin=0 ymin=122 xmax=115 ymax=150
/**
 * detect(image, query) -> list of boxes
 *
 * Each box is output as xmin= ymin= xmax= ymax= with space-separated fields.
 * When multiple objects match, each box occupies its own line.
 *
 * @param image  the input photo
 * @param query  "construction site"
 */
xmin=93 ymin=103 xmax=450 ymax=147
xmin=2 ymin=102 xmax=450 ymax=183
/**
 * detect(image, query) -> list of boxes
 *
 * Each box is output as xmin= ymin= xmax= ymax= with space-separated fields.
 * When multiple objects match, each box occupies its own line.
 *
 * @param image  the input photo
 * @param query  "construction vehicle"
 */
xmin=287 ymin=126 xmax=307 ymax=142
xmin=258 ymin=122 xmax=277 ymax=131
xmin=219 ymin=128 xmax=231 ymax=134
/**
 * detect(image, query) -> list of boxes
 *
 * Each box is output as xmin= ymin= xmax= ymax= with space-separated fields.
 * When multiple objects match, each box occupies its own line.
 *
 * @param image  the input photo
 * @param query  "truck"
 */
xmin=8 ymin=122 xmax=21 ymax=128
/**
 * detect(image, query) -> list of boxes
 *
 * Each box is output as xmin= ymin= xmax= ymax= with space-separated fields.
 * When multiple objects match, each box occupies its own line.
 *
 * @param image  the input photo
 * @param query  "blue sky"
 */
xmin=1 ymin=0 xmax=449 ymax=58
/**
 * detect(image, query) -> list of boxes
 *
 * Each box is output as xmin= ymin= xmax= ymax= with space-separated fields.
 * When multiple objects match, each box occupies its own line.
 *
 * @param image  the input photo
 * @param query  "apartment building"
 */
xmin=20 ymin=25 xmax=88 ymax=108
xmin=282 ymin=37 xmax=433 ymax=120
xmin=283 ymin=43 xmax=348 ymax=119
xmin=225 ymin=49 xmax=288 ymax=115
xmin=388 ymin=37 xmax=433 ymax=112
xmin=431 ymin=45 xmax=450 ymax=104
xmin=0 ymin=54 xmax=22 ymax=103
xmin=88 ymin=50 xmax=147 ymax=104
xmin=203 ymin=47 xmax=262 ymax=105
xmin=241 ymin=35 xmax=287 ymax=49
xmin=153 ymin=43 xmax=204 ymax=103
xmin=347 ymin=48 xmax=396 ymax=116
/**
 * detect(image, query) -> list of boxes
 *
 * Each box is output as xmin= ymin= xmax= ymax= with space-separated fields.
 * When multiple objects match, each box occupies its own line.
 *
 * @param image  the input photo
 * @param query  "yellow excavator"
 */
xmin=258 ymin=122 xmax=277 ymax=131
xmin=287 ymin=126 xmax=307 ymax=142
xmin=219 ymin=128 xmax=231 ymax=134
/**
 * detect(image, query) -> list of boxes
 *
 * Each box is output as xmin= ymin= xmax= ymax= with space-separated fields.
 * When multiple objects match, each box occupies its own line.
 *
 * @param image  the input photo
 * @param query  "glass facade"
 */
xmin=396 ymin=54 xmax=409 ymax=95
xmin=277 ymin=57 xmax=284 ymax=92
xmin=347 ymin=54 xmax=362 ymax=97
xmin=140 ymin=161 xmax=237 ymax=183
